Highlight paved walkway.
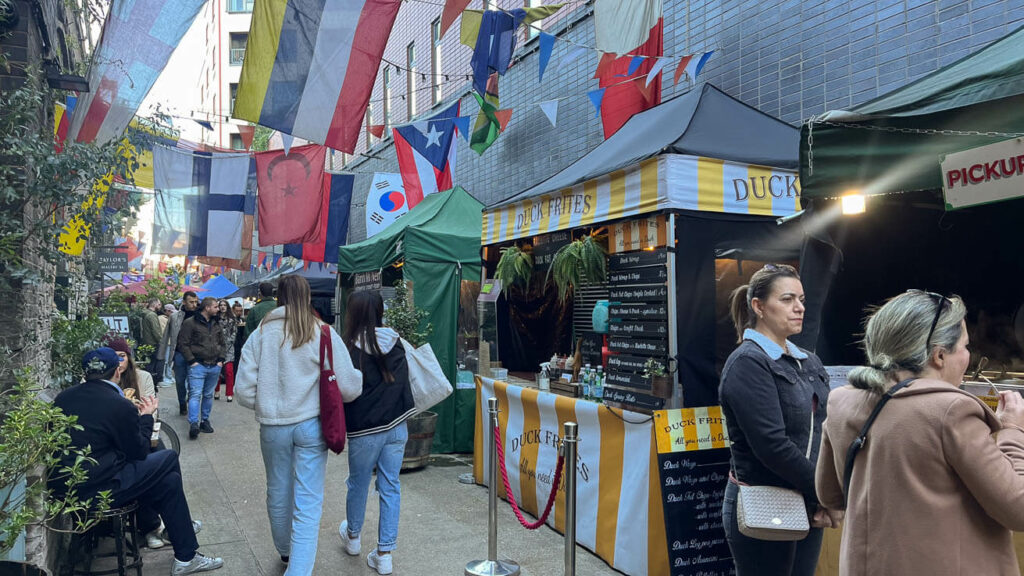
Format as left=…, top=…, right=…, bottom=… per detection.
left=132, top=384, right=621, bottom=575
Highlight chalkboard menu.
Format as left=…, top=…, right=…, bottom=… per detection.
left=580, top=331, right=603, bottom=366
left=604, top=247, right=669, bottom=413
left=653, top=407, right=734, bottom=576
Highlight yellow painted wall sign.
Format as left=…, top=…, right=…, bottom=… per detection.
left=654, top=406, right=731, bottom=454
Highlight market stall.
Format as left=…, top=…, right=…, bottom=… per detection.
left=796, top=25, right=1024, bottom=575
left=338, top=186, right=483, bottom=453
left=476, top=84, right=806, bottom=575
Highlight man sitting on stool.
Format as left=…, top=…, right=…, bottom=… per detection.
left=51, top=347, right=224, bottom=575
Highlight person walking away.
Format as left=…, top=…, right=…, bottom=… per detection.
left=214, top=300, right=239, bottom=401
left=235, top=275, right=363, bottom=575
left=140, top=298, right=163, bottom=378
left=244, top=282, right=277, bottom=341
left=51, top=347, right=223, bottom=575
left=816, top=291, right=1024, bottom=575
left=718, top=264, right=838, bottom=576
left=177, top=297, right=225, bottom=440
left=339, top=291, right=415, bottom=575
left=159, top=292, right=199, bottom=414
left=158, top=304, right=174, bottom=387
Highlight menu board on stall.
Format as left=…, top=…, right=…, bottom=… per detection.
left=604, top=246, right=669, bottom=413
left=653, top=407, right=734, bottom=576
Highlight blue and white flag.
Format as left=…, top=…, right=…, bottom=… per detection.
left=153, top=147, right=252, bottom=259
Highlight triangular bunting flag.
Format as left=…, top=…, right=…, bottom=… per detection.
left=692, top=50, right=714, bottom=80
left=440, top=0, right=472, bottom=38
left=539, top=100, right=559, bottom=127
left=674, top=54, right=694, bottom=85
left=368, top=124, right=386, bottom=139
left=594, top=52, right=617, bottom=79
left=238, top=124, right=255, bottom=150
left=557, top=47, right=588, bottom=72
left=303, top=260, right=310, bottom=271
left=494, top=109, right=513, bottom=132
left=453, top=116, right=471, bottom=141
left=627, top=55, right=645, bottom=76
left=538, top=32, right=556, bottom=82
left=281, top=133, right=294, bottom=154
left=646, top=56, right=670, bottom=87
left=588, top=88, right=606, bottom=117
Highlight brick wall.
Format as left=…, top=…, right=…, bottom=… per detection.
left=338, top=0, right=1024, bottom=243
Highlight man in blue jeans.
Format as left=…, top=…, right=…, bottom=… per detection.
left=177, top=297, right=225, bottom=440
left=158, top=291, right=199, bottom=415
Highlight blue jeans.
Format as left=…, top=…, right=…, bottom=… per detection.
left=186, top=364, right=220, bottom=425
left=721, top=481, right=823, bottom=576
left=173, top=352, right=188, bottom=410
left=345, top=422, right=408, bottom=552
left=259, top=417, right=327, bottom=576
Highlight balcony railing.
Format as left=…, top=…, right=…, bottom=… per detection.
left=230, top=48, right=245, bottom=66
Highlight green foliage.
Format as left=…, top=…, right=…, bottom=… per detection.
left=49, top=312, right=110, bottom=389
left=494, top=245, right=532, bottom=294
left=383, top=280, right=433, bottom=348
left=642, top=357, right=667, bottom=378
left=252, top=125, right=274, bottom=152
left=0, top=370, right=110, bottom=555
left=546, top=235, right=607, bottom=302
left=0, top=70, right=144, bottom=291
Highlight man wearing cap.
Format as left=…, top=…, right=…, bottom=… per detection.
left=51, top=348, right=224, bottom=575
left=158, top=291, right=199, bottom=415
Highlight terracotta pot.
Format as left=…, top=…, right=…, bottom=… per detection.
left=651, top=375, right=673, bottom=399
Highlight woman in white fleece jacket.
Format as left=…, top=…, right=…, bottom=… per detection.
left=234, top=275, right=362, bottom=576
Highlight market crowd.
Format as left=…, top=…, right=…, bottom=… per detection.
left=51, top=277, right=417, bottom=576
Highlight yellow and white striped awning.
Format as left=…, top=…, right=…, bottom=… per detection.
left=481, top=154, right=801, bottom=245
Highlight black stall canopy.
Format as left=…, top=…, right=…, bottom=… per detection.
left=795, top=25, right=1024, bottom=366
left=483, top=83, right=807, bottom=407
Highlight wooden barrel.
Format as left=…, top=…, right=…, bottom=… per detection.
left=401, top=411, right=438, bottom=470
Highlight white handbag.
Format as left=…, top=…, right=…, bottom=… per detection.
left=735, top=411, right=813, bottom=541
left=401, top=338, right=453, bottom=413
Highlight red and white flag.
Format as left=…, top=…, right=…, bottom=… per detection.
left=255, top=144, right=327, bottom=245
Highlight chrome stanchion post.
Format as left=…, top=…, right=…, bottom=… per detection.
left=465, top=397, right=521, bottom=576
left=563, top=422, right=578, bottom=576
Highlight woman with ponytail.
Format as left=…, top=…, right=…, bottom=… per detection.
left=719, top=264, right=836, bottom=575
left=815, top=290, right=1024, bottom=576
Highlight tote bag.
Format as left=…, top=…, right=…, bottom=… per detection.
left=401, top=338, right=453, bottom=413
left=319, top=325, right=347, bottom=454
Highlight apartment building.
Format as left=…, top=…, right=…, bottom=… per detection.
left=196, top=0, right=254, bottom=149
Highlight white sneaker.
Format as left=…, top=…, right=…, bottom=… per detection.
left=170, top=552, right=224, bottom=575
left=367, top=549, right=393, bottom=575
left=159, top=520, right=202, bottom=543
left=338, top=520, right=360, bottom=555
left=145, top=528, right=166, bottom=549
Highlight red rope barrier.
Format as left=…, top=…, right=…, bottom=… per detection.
left=493, top=424, right=565, bottom=530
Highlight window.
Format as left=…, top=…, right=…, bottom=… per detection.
left=483, top=0, right=494, bottom=9
left=524, top=0, right=539, bottom=39
left=383, top=67, right=392, bottom=128
left=431, top=19, right=442, bottom=106
left=365, top=104, right=374, bottom=147
left=230, top=83, right=238, bottom=114
left=227, top=0, right=253, bottom=12
left=230, top=134, right=243, bottom=150
left=406, top=42, right=416, bottom=119
left=229, top=33, right=248, bottom=66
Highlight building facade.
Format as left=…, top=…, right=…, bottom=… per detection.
left=337, top=0, right=1024, bottom=243
left=196, top=0, right=253, bottom=149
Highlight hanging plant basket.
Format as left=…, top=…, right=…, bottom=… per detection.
left=494, top=245, right=533, bottom=293
left=547, top=234, right=607, bottom=302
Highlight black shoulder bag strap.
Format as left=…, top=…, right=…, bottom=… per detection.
left=841, top=378, right=916, bottom=506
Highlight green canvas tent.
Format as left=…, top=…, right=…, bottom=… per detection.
left=337, top=186, right=483, bottom=453
left=799, top=24, right=1024, bottom=199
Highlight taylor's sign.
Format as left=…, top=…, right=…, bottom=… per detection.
left=941, top=138, right=1024, bottom=210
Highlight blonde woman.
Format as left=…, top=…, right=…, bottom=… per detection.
left=234, top=275, right=362, bottom=575
left=816, top=291, right=1024, bottom=575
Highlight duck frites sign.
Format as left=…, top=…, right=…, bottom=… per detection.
left=942, top=138, right=1024, bottom=211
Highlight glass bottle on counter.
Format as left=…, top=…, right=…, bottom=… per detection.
left=582, top=364, right=592, bottom=400
left=594, top=366, right=604, bottom=403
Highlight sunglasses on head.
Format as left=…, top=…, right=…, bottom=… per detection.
left=907, top=289, right=952, bottom=347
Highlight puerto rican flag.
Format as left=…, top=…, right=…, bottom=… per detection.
left=393, top=101, right=460, bottom=208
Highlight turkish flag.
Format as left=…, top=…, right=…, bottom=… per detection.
left=255, top=144, right=327, bottom=246
left=597, top=18, right=663, bottom=139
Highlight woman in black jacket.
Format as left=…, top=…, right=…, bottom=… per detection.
left=718, top=264, right=840, bottom=576
left=339, top=290, right=415, bottom=576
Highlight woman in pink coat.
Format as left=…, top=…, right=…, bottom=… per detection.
left=816, top=290, right=1024, bottom=576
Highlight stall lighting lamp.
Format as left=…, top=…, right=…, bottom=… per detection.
left=841, top=193, right=866, bottom=215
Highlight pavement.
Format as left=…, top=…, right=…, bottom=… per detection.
left=93, top=383, right=622, bottom=575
